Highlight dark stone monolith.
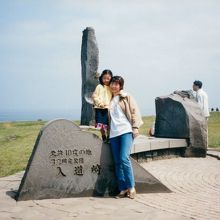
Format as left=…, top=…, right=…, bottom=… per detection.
left=16, top=119, right=170, bottom=201
left=81, top=27, right=99, bottom=125
left=154, top=93, right=208, bottom=157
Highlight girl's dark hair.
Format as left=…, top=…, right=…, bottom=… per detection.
left=99, top=69, right=113, bottom=85
left=110, top=75, right=124, bottom=90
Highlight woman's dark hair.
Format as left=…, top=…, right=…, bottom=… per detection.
left=99, top=69, right=113, bottom=85
left=193, top=80, right=202, bottom=88
left=110, top=75, right=124, bottom=90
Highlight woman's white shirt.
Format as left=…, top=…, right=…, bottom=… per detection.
left=109, top=95, right=132, bottom=138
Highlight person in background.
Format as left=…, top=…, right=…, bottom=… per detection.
left=92, top=69, right=113, bottom=142
left=192, top=80, right=210, bottom=119
left=109, top=76, right=143, bottom=199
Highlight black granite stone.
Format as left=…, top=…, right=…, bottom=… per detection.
left=154, top=93, right=208, bottom=157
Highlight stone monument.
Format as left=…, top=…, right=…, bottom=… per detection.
left=154, top=93, right=208, bottom=157
left=81, top=27, right=99, bottom=125
left=16, top=119, right=170, bottom=201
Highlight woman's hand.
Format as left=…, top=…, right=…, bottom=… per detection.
left=132, top=128, right=139, bottom=138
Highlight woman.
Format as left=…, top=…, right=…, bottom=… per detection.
left=109, top=76, right=143, bottom=199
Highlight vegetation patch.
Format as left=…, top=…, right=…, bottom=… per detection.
left=0, top=113, right=219, bottom=177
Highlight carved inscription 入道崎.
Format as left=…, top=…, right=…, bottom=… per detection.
left=49, top=148, right=101, bottom=176
left=16, top=119, right=119, bottom=200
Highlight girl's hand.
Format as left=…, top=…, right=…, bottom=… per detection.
left=132, top=128, right=139, bottom=138
left=99, top=103, right=105, bottom=108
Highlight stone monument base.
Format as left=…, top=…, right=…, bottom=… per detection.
left=16, top=119, right=170, bottom=201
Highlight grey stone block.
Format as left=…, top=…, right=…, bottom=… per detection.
left=16, top=119, right=170, bottom=201
left=81, top=27, right=99, bottom=125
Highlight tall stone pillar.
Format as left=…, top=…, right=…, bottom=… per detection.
left=81, top=27, right=99, bottom=125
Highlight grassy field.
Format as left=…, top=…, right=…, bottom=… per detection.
left=207, top=112, right=220, bottom=148
left=0, top=113, right=219, bottom=177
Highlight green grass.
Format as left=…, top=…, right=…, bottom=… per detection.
left=0, top=113, right=219, bottom=177
left=207, top=112, right=220, bottom=148
left=139, top=115, right=156, bottom=136
left=0, top=121, right=45, bottom=177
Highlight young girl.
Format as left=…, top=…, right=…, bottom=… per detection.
left=92, top=69, right=113, bottom=141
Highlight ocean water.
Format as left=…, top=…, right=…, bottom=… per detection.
left=0, top=107, right=155, bottom=122
left=0, top=110, right=81, bottom=122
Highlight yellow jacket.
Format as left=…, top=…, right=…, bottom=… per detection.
left=92, top=84, right=112, bottom=109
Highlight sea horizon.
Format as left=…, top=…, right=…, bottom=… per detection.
left=0, top=109, right=80, bottom=122
left=0, top=108, right=156, bottom=122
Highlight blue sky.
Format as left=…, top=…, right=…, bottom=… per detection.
left=0, top=0, right=219, bottom=120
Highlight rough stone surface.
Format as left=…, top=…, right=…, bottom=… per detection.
left=173, top=90, right=196, bottom=100
left=16, top=119, right=169, bottom=201
left=155, top=93, right=208, bottom=157
left=81, top=27, right=99, bottom=125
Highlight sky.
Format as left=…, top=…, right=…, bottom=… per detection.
left=0, top=0, right=219, bottom=121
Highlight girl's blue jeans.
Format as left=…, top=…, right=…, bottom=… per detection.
left=109, top=132, right=135, bottom=191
